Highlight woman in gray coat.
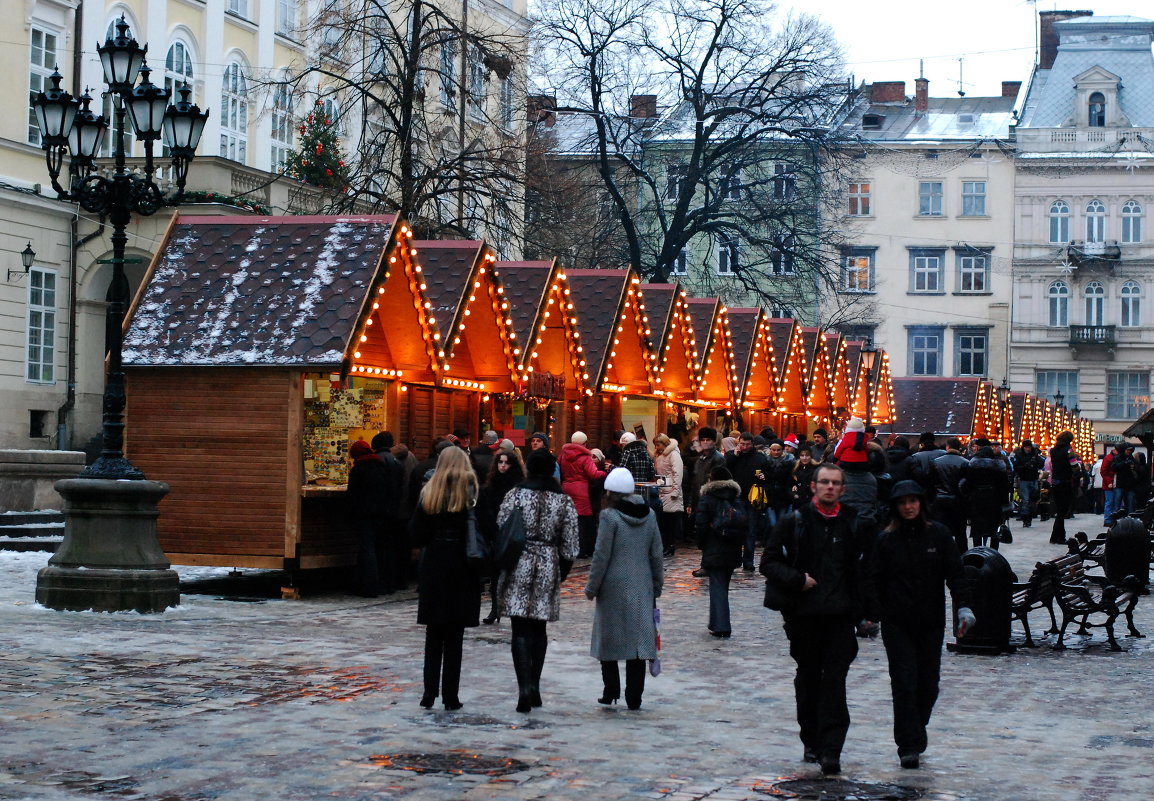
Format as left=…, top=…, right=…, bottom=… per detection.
left=584, top=468, right=664, bottom=710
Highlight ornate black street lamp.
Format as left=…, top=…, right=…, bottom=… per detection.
left=32, top=17, right=209, bottom=613
left=859, top=341, right=878, bottom=427
left=1054, top=390, right=1065, bottom=410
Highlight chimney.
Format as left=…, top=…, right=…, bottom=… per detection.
left=914, top=78, right=929, bottom=113
left=869, top=81, right=906, bottom=103
left=1039, top=10, right=1094, bottom=69
left=527, top=94, right=556, bottom=125
left=1001, top=81, right=1022, bottom=98
left=630, top=94, right=658, bottom=119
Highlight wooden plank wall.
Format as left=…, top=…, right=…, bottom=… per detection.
left=125, top=368, right=297, bottom=567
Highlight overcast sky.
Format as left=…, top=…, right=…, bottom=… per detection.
left=783, top=1, right=1153, bottom=100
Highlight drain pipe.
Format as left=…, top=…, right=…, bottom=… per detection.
left=58, top=215, right=105, bottom=450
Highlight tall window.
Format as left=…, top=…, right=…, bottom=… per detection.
left=164, top=42, right=195, bottom=98
left=1049, top=200, right=1070, bottom=243
left=961, top=181, right=986, bottom=216
left=467, top=46, right=485, bottom=119
left=720, top=166, right=742, bottom=201
left=438, top=38, right=456, bottom=108
left=1084, top=281, right=1105, bottom=326
left=769, top=236, right=795, bottom=276
left=842, top=249, right=875, bottom=293
left=918, top=181, right=943, bottom=216
left=773, top=163, right=795, bottom=201
left=276, top=0, right=298, bottom=34
left=27, top=268, right=56, bottom=383
left=220, top=63, right=248, bottom=164
left=957, top=250, right=989, bottom=293
left=716, top=235, right=740, bottom=274
left=956, top=330, right=987, bottom=377
left=671, top=247, right=688, bottom=276
left=499, top=75, right=514, bottom=131
left=909, top=249, right=944, bottom=293
left=1036, top=370, right=1079, bottom=409
left=1121, top=281, right=1142, bottom=327
left=1089, top=91, right=1106, bottom=127
left=271, top=81, right=293, bottom=170
left=1107, top=371, right=1149, bottom=418
left=1048, top=280, right=1069, bottom=327
left=1122, top=200, right=1142, bottom=243
left=909, top=327, right=944, bottom=376
left=1085, top=199, right=1106, bottom=243
left=322, top=97, right=341, bottom=133
left=666, top=164, right=689, bottom=200
left=28, top=27, right=58, bottom=145
left=227, top=0, right=249, bottom=17
left=848, top=182, right=871, bottom=216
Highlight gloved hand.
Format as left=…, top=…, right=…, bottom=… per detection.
left=957, top=607, right=976, bottom=638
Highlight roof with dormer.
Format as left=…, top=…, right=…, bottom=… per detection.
left=1019, top=15, right=1154, bottom=128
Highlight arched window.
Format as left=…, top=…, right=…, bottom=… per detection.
left=1121, top=281, right=1142, bottom=327
left=1122, top=200, right=1142, bottom=243
left=164, top=41, right=195, bottom=98
left=1048, top=280, right=1069, bottom=327
left=1085, top=199, right=1106, bottom=243
left=270, top=80, right=293, bottom=171
left=1084, top=280, right=1105, bottom=326
left=220, top=62, right=248, bottom=163
left=1049, top=200, right=1070, bottom=243
left=1089, top=92, right=1106, bottom=127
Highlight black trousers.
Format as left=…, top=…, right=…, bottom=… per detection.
left=931, top=496, right=968, bottom=554
left=783, top=617, right=858, bottom=761
left=578, top=515, right=598, bottom=557
left=657, top=510, right=683, bottom=552
left=881, top=622, right=944, bottom=757
left=423, top=624, right=464, bottom=701
left=1050, top=482, right=1073, bottom=543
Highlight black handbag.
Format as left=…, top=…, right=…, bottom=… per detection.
left=494, top=502, right=529, bottom=571
left=465, top=506, right=490, bottom=567
left=995, top=523, right=1013, bottom=545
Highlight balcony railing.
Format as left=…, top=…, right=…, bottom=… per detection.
left=1069, top=325, right=1116, bottom=347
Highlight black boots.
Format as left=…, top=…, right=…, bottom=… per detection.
left=511, top=634, right=535, bottom=713
left=599, top=661, right=620, bottom=704
left=529, top=634, right=547, bottom=708
left=624, top=659, right=646, bottom=710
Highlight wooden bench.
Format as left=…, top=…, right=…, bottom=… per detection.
left=1069, top=532, right=1106, bottom=568
left=1054, top=556, right=1144, bottom=651
left=1010, top=555, right=1077, bottom=647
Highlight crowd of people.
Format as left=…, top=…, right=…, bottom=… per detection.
left=340, top=420, right=1147, bottom=775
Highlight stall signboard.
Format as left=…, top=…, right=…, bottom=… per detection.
left=529, top=371, right=566, bottom=400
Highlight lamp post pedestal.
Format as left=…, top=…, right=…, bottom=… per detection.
left=35, top=478, right=178, bottom=613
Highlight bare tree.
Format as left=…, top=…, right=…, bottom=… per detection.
left=531, top=0, right=868, bottom=324
left=267, top=0, right=528, bottom=246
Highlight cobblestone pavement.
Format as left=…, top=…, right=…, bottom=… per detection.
left=1, top=512, right=1151, bottom=801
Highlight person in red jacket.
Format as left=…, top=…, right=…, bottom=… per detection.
left=832, top=418, right=870, bottom=469
left=560, top=431, right=609, bottom=557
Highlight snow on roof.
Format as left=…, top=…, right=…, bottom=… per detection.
left=124, top=215, right=397, bottom=368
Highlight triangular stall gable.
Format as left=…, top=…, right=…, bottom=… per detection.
left=824, top=333, right=851, bottom=420
left=1008, top=392, right=1027, bottom=444
left=728, top=309, right=776, bottom=412
left=495, top=260, right=586, bottom=394
left=410, top=240, right=518, bottom=394
left=845, top=341, right=871, bottom=421
left=767, top=318, right=806, bottom=416
left=972, top=381, right=994, bottom=441
left=642, top=282, right=701, bottom=402
left=567, top=269, right=654, bottom=395
left=871, top=349, right=895, bottom=426
left=687, top=299, right=737, bottom=409
left=800, top=327, right=833, bottom=427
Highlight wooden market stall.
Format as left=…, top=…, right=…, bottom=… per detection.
left=566, top=269, right=657, bottom=448
left=685, top=299, right=739, bottom=431
left=799, top=327, right=835, bottom=430
left=641, top=282, right=704, bottom=440
left=491, top=260, right=587, bottom=444
left=727, top=308, right=779, bottom=433
left=766, top=318, right=809, bottom=437
left=122, top=213, right=414, bottom=572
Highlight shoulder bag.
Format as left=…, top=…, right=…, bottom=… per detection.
left=494, top=496, right=529, bottom=571
left=763, top=511, right=803, bottom=612
left=465, top=506, right=490, bottom=568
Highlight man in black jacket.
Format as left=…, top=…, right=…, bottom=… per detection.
left=760, top=463, right=871, bottom=776
left=726, top=432, right=770, bottom=571
left=1011, top=439, right=1044, bottom=526
left=865, top=481, right=974, bottom=770
left=929, top=438, right=969, bottom=554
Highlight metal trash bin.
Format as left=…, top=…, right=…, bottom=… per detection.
left=949, top=546, right=1015, bottom=654
left=1106, top=517, right=1150, bottom=594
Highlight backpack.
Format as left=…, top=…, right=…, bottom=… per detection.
left=712, top=497, right=748, bottom=541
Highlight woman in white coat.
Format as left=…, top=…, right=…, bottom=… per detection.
left=653, top=434, right=685, bottom=556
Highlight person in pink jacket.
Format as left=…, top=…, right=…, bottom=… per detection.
left=561, top=432, right=608, bottom=557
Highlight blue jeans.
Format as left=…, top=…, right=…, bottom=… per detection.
left=742, top=499, right=764, bottom=569
left=1104, top=487, right=1123, bottom=525
left=1018, top=480, right=1038, bottom=523
left=707, top=568, right=733, bottom=634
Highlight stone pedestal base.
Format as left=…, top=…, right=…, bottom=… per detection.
left=35, top=478, right=179, bottom=613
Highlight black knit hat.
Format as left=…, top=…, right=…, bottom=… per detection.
left=526, top=448, right=557, bottom=478
left=371, top=431, right=394, bottom=451
left=698, top=426, right=718, bottom=441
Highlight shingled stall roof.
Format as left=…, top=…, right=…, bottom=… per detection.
left=641, top=282, right=699, bottom=399
left=124, top=215, right=398, bottom=367
left=495, top=260, right=587, bottom=392
left=567, top=269, right=652, bottom=393
left=890, top=377, right=981, bottom=437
